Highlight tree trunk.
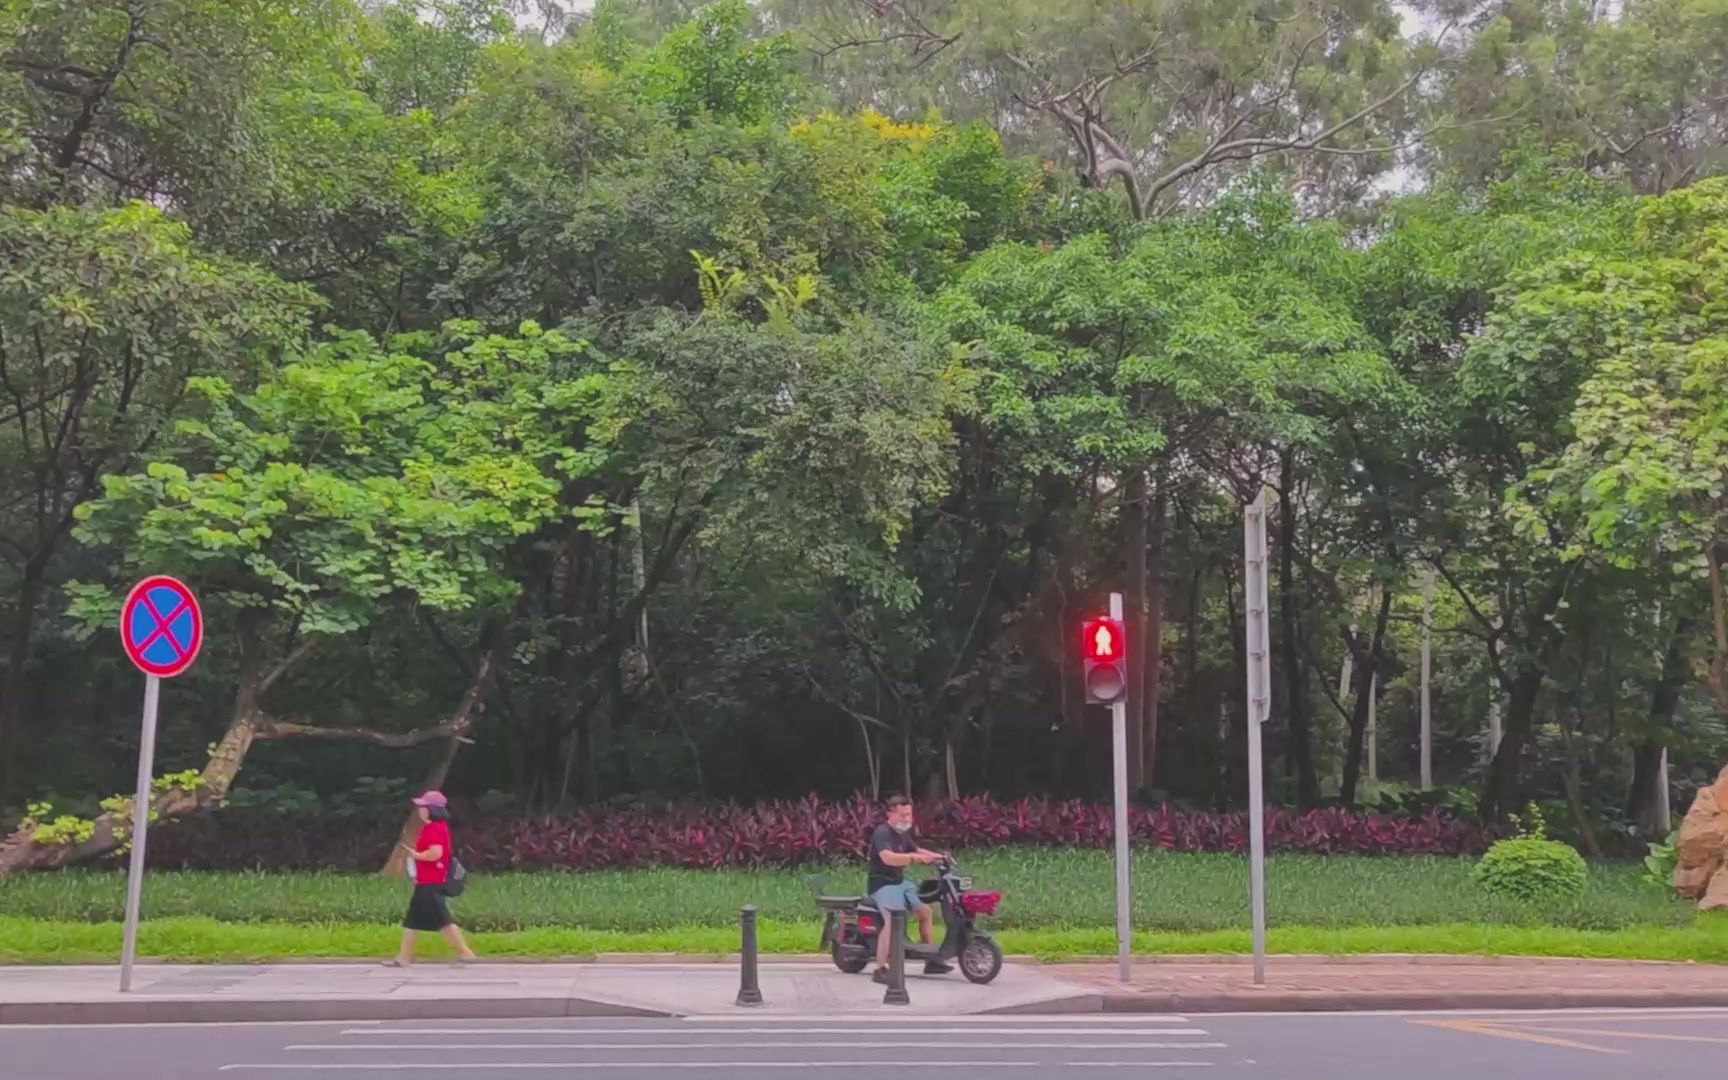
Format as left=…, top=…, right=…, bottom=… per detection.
left=1708, top=544, right=1728, bottom=719
left=1277, top=454, right=1319, bottom=807
left=944, top=733, right=959, bottom=801
left=1142, top=485, right=1166, bottom=791
left=1555, top=696, right=1602, bottom=858
left=1477, top=569, right=1573, bottom=822
left=0, top=556, right=48, bottom=805
left=855, top=715, right=880, bottom=798
left=1123, top=469, right=1147, bottom=792
left=1481, top=666, right=1546, bottom=821
left=1339, top=589, right=1394, bottom=807
left=1629, top=613, right=1688, bottom=833
left=901, top=720, right=913, bottom=800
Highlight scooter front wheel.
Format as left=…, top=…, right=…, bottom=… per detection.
left=959, top=933, right=1003, bottom=984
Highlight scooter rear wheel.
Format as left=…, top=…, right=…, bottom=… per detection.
left=831, top=939, right=870, bottom=974
left=959, top=933, right=1003, bottom=984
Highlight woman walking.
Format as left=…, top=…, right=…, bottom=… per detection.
left=385, top=790, right=477, bottom=967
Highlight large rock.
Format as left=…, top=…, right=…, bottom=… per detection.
left=1674, top=765, right=1728, bottom=908
left=1705, top=868, right=1728, bottom=913
left=1675, top=860, right=1716, bottom=899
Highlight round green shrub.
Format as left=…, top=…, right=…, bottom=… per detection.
left=1473, top=806, right=1588, bottom=903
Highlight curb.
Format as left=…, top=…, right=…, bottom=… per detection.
left=1089, top=988, right=1728, bottom=1013
left=1039, top=953, right=1715, bottom=968
left=10, top=988, right=1728, bottom=1024
left=0, top=996, right=671, bottom=1025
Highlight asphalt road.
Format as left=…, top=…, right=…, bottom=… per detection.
left=3, top=1009, right=1725, bottom=1078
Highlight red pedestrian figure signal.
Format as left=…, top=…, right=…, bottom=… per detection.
left=1082, top=616, right=1126, bottom=704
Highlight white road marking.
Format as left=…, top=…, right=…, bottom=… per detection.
left=337, top=1027, right=1211, bottom=1037
left=681, top=1014, right=1190, bottom=1023
left=288, top=1040, right=1228, bottom=1051
left=223, top=1062, right=1047, bottom=1071
left=222, top=1063, right=1220, bottom=1073
left=1066, top=1063, right=1214, bottom=1069
left=0, top=1020, right=382, bottom=1031
left=1189, top=1006, right=1728, bottom=1019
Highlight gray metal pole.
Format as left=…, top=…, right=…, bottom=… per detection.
left=119, top=675, right=161, bottom=993
left=735, top=904, right=763, bottom=1007
left=883, top=910, right=909, bottom=1005
left=1109, top=591, right=1131, bottom=984
left=1242, top=495, right=1270, bottom=987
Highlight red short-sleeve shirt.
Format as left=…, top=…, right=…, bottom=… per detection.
left=414, top=820, right=451, bottom=885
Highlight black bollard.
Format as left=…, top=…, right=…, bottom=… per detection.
left=883, top=909, right=910, bottom=1005
left=736, top=904, right=764, bottom=1007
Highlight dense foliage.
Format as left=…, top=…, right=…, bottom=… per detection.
left=3, top=0, right=1728, bottom=866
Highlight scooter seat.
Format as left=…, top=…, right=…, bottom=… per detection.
left=816, top=895, right=864, bottom=909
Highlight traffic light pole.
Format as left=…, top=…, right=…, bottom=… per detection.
left=1109, top=591, right=1131, bottom=984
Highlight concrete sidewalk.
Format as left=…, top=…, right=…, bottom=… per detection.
left=0, top=959, right=1087, bottom=1024
left=4, top=955, right=1728, bottom=1024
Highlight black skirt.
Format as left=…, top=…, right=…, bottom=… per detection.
left=403, top=883, right=452, bottom=931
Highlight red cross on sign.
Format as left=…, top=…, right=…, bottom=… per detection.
left=120, top=575, right=203, bottom=679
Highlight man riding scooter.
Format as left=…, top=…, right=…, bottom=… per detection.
left=866, top=795, right=950, bottom=985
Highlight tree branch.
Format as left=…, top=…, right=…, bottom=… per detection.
left=254, top=644, right=498, bottom=749
left=251, top=716, right=477, bottom=749
left=258, top=636, right=319, bottom=695
left=1140, top=24, right=1458, bottom=213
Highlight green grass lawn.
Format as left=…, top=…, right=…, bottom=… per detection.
left=0, top=850, right=1720, bottom=964
left=0, top=850, right=1693, bottom=931
left=3, top=916, right=1725, bottom=965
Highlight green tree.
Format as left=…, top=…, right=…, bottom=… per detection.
left=0, top=202, right=312, bottom=805
left=0, top=321, right=622, bottom=869
left=1511, top=178, right=1728, bottom=722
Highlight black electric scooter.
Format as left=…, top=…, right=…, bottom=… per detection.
left=812, top=856, right=1005, bottom=984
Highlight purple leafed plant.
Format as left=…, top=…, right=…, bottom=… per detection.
left=145, top=795, right=1491, bottom=872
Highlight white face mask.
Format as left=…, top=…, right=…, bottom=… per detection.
left=891, top=820, right=913, bottom=834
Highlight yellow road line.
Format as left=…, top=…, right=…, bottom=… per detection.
left=1510, top=1015, right=1728, bottom=1026
left=1410, top=1019, right=1624, bottom=1055
left=1526, top=1026, right=1728, bottom=1047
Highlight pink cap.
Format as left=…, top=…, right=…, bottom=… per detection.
left=411, top=790, right=447, bottom=808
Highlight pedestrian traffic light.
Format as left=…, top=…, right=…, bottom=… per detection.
left=1082, top=616, right=1127, bottom=704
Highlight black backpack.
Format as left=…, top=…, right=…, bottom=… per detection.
left=442, top=832, right=468, bottom=898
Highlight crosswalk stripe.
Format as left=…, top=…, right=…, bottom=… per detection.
left=682, top=1014, right=1190, bottom=1024
left=289, top=1041, right=1228, bottom=1051
left=337, top=1027, right=1211, bottom=1038
left=222, top=1063, right=1216, bottom=1073
left=223, top=1062, right=1053, bottom=1072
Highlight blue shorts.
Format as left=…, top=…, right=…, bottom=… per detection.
left=871, top=882, right=927, bottom=913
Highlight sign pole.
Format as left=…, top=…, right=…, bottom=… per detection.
left=119, top=674, right=161, bottom=993
left=1108, top=591, right=1131, bottom=984
left=116, top=574, right=202, bottom=994
left=1242, top=494, right=1271, bottom=987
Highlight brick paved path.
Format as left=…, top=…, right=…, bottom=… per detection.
left=1040, top=954, right=1728, bottom=1011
